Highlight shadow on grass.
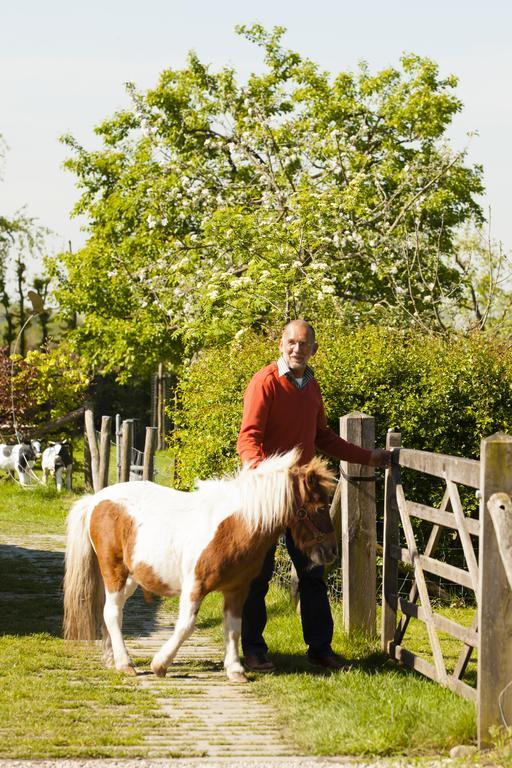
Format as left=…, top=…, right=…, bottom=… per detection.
left=266, top=648, right=390, bottom=677
left=0, top=543, right=160, bottom=639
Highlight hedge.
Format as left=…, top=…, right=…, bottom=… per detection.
left=171, top=323, right=512, bottom=501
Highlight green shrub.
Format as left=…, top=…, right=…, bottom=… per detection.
left=171, top=323, right=512, bottom=496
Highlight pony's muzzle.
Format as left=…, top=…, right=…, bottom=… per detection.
left=309, top=542, right=338, bottom=566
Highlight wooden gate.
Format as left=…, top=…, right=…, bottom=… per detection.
left=380, top=430, right=512, bottom=747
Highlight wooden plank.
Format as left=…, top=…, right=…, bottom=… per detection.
left=395, top=482, right=448, bottom=683
left=381, top=430, right=402, bottom=653
left=478, top=433, right=512, bottom=747
left=398, top=448, right=480, bottom=488
left=393, top=547, right=475, bottom=590
left=446, top=479, right=480, bottom=595
left=395, top=488, right=449, bottom=645
left=405, top=500, right=480, bottom=536
left=389, top=644, right=477, bottom=702
left=392, top=595, right=478, bottom=646
left=340, top=412, right=376, bottom=635
left=453, top=615, right=478, bottom=682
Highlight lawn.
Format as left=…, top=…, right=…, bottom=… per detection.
left=0, top=465, right=504, bottom=761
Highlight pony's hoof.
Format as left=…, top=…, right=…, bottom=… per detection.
left=151, top=660, right=168, bottom=678
left=119, top=664, right=137, bottom=677
left=227, top=670, right=249, bottom=684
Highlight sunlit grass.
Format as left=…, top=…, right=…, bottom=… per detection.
left=184, top=585, right=476, bottom=757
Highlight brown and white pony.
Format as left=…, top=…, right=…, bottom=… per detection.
left=63, top=449, right=337, bottom=683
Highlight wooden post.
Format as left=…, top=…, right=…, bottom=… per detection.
left=115, top=413, right=121, bottom=483
left=478, top=432, right=512, bottom=747
left=143, top=426, right=157, bottom=481
left=381, top=429, right=402, bottom=653
left=340, top=411, right=376, bottom=635
left=98, top=415, right=111, bottom=490
left=120, top=420, right=133, bottom=483
left=84, top=406, right=100, bottom=492
left=83, top=423, right=93, bottom=491
left=156, top=363, right=166, bottom=451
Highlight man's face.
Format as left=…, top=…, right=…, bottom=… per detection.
left=279, top=323, right=318, bottom=376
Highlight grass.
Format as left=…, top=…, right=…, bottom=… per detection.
left=0, top=475, right=170, bottom=759
left=0, top=468, right=502, bottom=761
left=185, top=586, right=477, bottom=758
left=0, top=635, right=163, bottom=759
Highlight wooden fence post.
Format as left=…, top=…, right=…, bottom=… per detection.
left=120, top=420, right=134, bottom=483
left=98, top=415, right=111, bottom=490
left=340, top=411, right=376, bottom=635
left=84, top=406, right=100, bottom=492
left=478, top=432, right=512, bottom=747
left=143, top=426, right=157, bottom=481
left=381, top=429, right=402, bottom=653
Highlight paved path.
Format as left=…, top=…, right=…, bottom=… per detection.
left=122, top=602, right=298, bottom=758
left=3, top=535, right=298, bottom=759
left=1, top=535, right=465, bottom=767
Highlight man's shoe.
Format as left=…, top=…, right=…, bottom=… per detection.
left=308, top=653, right=351, bottom=671
left=244, top=654, right=276, bottom=672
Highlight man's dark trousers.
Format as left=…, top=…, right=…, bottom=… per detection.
left=241, top=529, right=334, bottom=657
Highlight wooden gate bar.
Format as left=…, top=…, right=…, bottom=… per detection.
left=390, top=644, right=477, bottom=702
left=446, top=479, right=480, bottom=594
left=391, top=546, right=474, bottom=590
left=391, top=594, right=478, bottom=646
left=395, top=481, right=448, bottom=683
left=405, top=499, right=480, bottom=536
left=398, top=448, right=480, bottom=488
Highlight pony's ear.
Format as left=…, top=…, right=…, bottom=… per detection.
left=303, top=456, right=337, bottom=493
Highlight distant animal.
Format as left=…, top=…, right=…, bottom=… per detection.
left=63, top=449, right=337, bottom=683
left=31, top=439, right=42, bottom=459
left=42, top=440, right=73, bottom=491
left=0, top=442, right=36, bottom=485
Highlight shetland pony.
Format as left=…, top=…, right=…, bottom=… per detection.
left=63, top=449, right=337, bottom=683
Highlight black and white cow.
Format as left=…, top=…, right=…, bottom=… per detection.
left=0, top=443, right=36, bottom=486
left=42, top=441, right=73, bottom=492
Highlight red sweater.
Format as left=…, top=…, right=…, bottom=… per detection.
left=237, top=362, right=373, bottom=467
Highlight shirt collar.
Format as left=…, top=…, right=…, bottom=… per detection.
left=277, top=356, right=315, bottom=389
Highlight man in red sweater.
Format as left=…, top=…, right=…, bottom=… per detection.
left=237, top=319, right=391, bottom=672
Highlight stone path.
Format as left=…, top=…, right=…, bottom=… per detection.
left=122, top=603, right=298, bottom=758
left=3, top=534, right=298, bottom=759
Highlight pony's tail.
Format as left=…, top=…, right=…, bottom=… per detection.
left=63, top=496, right=104, bottom=641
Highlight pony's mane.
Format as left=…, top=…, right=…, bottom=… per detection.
left=195, top=448, right=301, bottom=534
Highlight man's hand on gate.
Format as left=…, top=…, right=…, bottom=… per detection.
left=368, top=449, right=392, bottom=469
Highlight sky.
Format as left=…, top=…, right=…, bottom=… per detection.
left=1, top=0, right=511, bottom=270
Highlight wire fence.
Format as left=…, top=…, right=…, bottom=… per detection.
left=272, top=539, right=476, bottom=607
left=95, top=431, right=175, bottom=487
